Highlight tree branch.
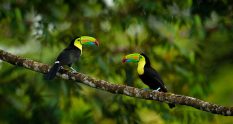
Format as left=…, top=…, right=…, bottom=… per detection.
left=0, top=49, right=232, bottom=116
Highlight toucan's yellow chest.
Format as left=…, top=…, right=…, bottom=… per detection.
left=74, top=41, right=82, bottom=54
left=137, top=57, right=145, bottom=75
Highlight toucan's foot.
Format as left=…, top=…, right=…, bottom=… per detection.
left=143, top=88, right=150, bottom=91
left=155, top=87, right=161, bottom=91
left=152, top=87, right=161, bottom=92
left=152, top=90, right=159, bottom=93
left=72, top=70, right=77, bottom=73
left=70, top=67, right=77, bottom=73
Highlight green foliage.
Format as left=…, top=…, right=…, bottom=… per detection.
left=0, top=0, right=233, bottom=123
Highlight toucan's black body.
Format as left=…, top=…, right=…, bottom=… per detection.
left=45, top=39, right=81, bottom=80
left=139, top=53, right=175, bottom=108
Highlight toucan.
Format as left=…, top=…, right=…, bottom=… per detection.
left=122, top=53, right=175, bottom=108
left=45, top=36, right=99, bottom=80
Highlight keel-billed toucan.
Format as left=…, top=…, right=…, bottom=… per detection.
left=122, top=53, right=175, bottom=108
left=45, top=36, right=99, bottom=80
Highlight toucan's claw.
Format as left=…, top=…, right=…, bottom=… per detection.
left=70, top=67, right=77, bottom=73
left=155, top=87, right=161, bottom=91
left=143, top=88, right=150, bottom=91
left=152, top=90, right=159, bottom=93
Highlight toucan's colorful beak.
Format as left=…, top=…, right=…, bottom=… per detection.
left=122, top=56, right=127, bottom=63
left=122, top=53, right=141, bottom=63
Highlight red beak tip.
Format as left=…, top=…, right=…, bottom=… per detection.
left=95, top=40, right=99, bottom=46
left=122, top=57, right=126, bottom=63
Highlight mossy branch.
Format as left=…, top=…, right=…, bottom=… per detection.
left=0, top=49, right=232, bottom=116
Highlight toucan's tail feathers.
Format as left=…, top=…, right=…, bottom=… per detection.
left=168, top=103, right=175, bottom=109
left=44, top=63, right=60, bottom=80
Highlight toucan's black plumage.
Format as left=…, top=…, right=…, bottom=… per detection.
left=139, top=53, right=175, bottom=108
left=44, top=36, right=99, bottom=80
left=44, top=38, right=81, bottom=80
left=122, top=53, right=175, bottom=108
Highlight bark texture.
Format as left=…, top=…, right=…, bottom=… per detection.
left=0, top=49, right=233, bottom=116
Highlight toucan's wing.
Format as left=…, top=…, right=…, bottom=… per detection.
left=144, top=67, right=167, bottom=91
left=56, top=48, right=81, bottom=65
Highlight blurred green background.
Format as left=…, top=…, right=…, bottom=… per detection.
left=0, top=0, right=233, bottom=123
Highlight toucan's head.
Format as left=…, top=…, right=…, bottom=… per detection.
left=74, top=36, right=99, bottom=47
left=122, top=53, right=150, bottom=65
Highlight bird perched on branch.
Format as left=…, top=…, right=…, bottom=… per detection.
left=122, top=53, right=175, bottom=108
left=45, top=36, right=99, bottom=80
